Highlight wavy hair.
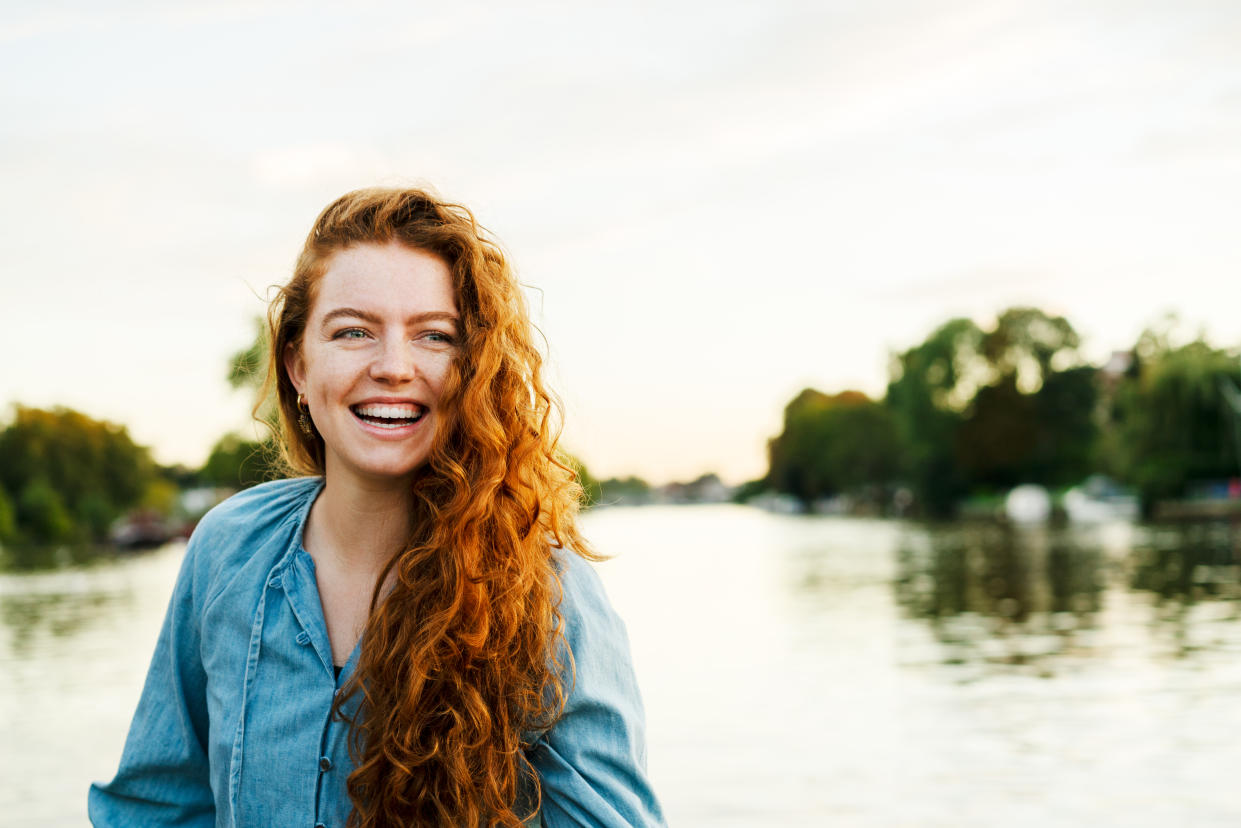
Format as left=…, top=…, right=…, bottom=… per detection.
left=263, top=187, right=595, bottom=827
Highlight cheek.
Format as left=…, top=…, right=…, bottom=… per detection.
left=303, top=352, right=362, bottom=400
left=423, top=352, right=456, bottom=395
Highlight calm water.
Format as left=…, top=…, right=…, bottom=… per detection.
left=4, top=506, right=1241, bottom=825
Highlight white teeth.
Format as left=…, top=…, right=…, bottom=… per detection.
left=354, top=404, right=422, bottom=420
left=364, top=419, right=409, bottom=429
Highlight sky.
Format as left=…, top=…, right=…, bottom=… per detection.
left=2, top=0, right=1239, bottom=484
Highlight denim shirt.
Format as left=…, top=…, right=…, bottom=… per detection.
left=89, top=477, right=664, bottom=827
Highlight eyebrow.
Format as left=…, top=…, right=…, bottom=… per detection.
left=319, top=307, right=459, bottom=327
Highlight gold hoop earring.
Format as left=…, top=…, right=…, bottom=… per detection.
left=297, top=393, right=314, bottom=436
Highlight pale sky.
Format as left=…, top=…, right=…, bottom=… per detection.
left=2, top=0, right=1239, bottom=483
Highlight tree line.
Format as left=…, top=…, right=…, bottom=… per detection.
left=5, top=307, right=1237, bottom=544
left=0, top=320, right=280, bottom=546
left=763, top=308, right=1241, bottom=516
left=0, top=406, right=179, bottom=545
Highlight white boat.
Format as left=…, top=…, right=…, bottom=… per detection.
left=1062, top=475, right=1139, bottom=524
left=1005, top=484, right=1051, bottom=524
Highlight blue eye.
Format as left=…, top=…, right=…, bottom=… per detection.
left=423, top=331, right=455, bottom=345
left=334, top=328, right=368, bottom=340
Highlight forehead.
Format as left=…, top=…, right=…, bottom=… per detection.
left=312, top=241, right=457, bottom=317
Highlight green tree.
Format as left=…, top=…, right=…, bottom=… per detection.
left=1110, top=337, right=1241, bottom=507
left=598, top=476, right=652, bottom=505
left=767, top=389, right=900, bottom=507
left=229, top=316, right=278, bottom=427
left=954, top=374, right=1039, bottom=490
left=0, top=406, right=159, bottom=542
left=731, top=477, right=767, bottom=504
left=885, top=318, right=985, bottom=514
left=954, top=365, right=1099, bottom=490
left=1028, top=365, right=1099, bottom=486
left=888, top=308, right=1098, bottom=512
left=960, top=308, right=1094, bottom=487
left=16, top=478, right=76, bottom=542
left=192, top=317, right=282, bottom=490
left=0, top=484, right=17, bottom=543
left=201, top=433, right=278, bottom=490
left=981, top=307, right=1082, bottom=391
left=561, top=452, right=602, bottom=508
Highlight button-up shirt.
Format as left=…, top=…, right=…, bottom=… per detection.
left=89, top=477, right=664, bottom=827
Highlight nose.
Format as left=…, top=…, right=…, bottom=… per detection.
left=369, top=340, right=418, bottom=384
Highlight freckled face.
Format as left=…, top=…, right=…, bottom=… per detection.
left=285, top=242, right=459, bottom=488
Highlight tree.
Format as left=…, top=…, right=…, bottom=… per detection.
left=958, top=308, right=1095, bottom=488
left=767, top=389, right=900, bottom=506
left=201, top=433, right=278, bottom=490
left=0, top=406, right=159, bottom=542
left=561, top=452, right=602, bottom=508
left=888, top=308, right=1098, bottom=512
left=1110, top=337, right=1241, bottom=507
left=197, top=317, right=282, bottom=490
left=954, top=365, right=1099, bottom=491
left=0, top=485, right=15, bottom=542
left=1027, top=365, right=1099, bottom=486
left=885, top=318, right=985, bottom=514
left=954, top=374, right=1039, bottom=490
left=981, top=307, right=1082, bottom=392
left=228, top=316, right=278, bottom=428
left=16, top=478, right=75, bottom=542
left=598, top=476, right=652, bottom=505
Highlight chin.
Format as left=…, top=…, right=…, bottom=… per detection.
left=363, top=459, right=428, bottom=482
left=327, top=446, right=432, bottom=486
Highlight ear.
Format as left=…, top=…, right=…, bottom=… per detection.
left=284, top=342, right=306, bottom=394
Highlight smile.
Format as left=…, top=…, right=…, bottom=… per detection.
left=350, top=403, right=427, bottom=429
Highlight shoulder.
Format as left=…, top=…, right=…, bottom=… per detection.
left=531, top=549, right=664, bottom=825
left=551, top=548, right=632, bottom=670
left=194, top=477, right=322, bottom=538
left=553, top=549, right=615, bottom=624
left=185, top=477, right=322, bottom=595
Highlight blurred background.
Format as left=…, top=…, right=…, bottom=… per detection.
left=2, top=0, right=1241, bottom=824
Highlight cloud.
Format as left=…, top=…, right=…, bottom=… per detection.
left=249, top=143, right=389, bottom=189
left=879, top=266, right=1063, bottom=305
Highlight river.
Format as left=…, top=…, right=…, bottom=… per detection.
left=3, top=505, right=1240, bottom=825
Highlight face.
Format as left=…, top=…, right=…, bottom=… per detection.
left=285, top=241, right=459, bottom=489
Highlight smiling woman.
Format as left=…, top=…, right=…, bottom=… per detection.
left=88, top=188, right=664, bottom=827
left=286, top=243, right=459, bottom=485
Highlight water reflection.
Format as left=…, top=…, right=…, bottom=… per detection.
left=1128, top=521, right=1241, bottom=659
left=5, top=509, right=1241, bottom=826
left=0, top=589, right=125, bottom=657
left=0, top=544, right=157, bottom=660
left=1131, top=522, right=1241, bottom=602
left=0, top=541, right=122, bottom=572
left=894, top=519, right=1241, bottom=670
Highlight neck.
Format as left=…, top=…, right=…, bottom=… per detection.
left=309, top=470, right=415, bottom=575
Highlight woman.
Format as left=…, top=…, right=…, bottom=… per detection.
left=89, top=188, right=664, bottom=827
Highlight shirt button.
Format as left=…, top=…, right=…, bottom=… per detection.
left=319, top=756, right=333, bottom=772
left=315, top=823, right=327, bottom=828
left=267, top=576, right=282, bottom=589
left=295, top=631, right=311, bottom=646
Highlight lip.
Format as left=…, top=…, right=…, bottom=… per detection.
left=350, top=396, right=427, bottom=406
left=348, top=397, right=429, bottom=439
left=350, top=410, right=429, bottom=439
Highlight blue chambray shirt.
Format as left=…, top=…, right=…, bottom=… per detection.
left=89, top=477, right=664, bottom=827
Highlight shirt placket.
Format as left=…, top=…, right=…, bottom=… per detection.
left=281, top=550, right=346, bottom=827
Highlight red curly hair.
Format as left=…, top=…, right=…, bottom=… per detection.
left=263, top=187, right=596, bottom=827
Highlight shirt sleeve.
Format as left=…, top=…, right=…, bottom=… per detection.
left=530, top=554, right=666, bottom=828
left=88, top=529, right=215, bottom=827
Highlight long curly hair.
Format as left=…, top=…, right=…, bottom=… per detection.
left=262, top=186, right=595, bottom=827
